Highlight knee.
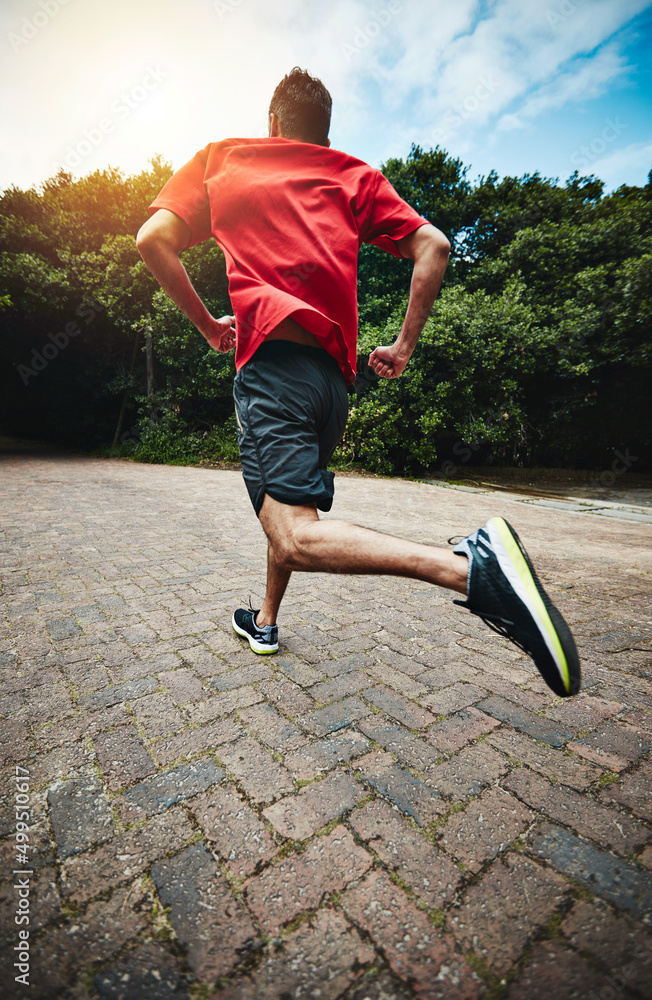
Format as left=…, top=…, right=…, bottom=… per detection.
left=268, top=527, right=304, bottom=572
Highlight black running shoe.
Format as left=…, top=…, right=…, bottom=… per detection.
left=452, top=517, right=580, bottom=698
left=232, top=606, right=278, bottom=655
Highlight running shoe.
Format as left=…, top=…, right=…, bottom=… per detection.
left=232, top=605, right=278, bottom=655
left=451, top=517, right=580, bottom=697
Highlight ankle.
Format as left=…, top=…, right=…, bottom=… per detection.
left=452, top=553, right=469, bottom=596
left=255, top=611, right=275, bottom=628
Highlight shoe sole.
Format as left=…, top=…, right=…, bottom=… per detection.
left=232, top=614, right=278, bottom=655
left=487, top=517, right=580, bottom=696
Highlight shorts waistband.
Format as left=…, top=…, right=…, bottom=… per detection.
left=251, top=339, right=342, bottom=372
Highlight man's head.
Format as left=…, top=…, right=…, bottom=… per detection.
left=268, top=67, right=332, bottom=147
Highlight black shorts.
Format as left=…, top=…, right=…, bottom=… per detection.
left=233, top=340, right=349, bottom=516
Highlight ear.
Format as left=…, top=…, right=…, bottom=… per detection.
left=326, top=137, right=331, bottom=147
left=269, top=113, right=280, bottom=138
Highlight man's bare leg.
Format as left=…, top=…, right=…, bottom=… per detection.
left=257, top=494, right=468, bottom=624
left=257, top=541, right=292, bottom=627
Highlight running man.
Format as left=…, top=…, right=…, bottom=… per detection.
left=137, top=67, right=580, bottom=698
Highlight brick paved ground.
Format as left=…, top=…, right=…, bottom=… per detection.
left=1, top=440, right=651, bottom=1000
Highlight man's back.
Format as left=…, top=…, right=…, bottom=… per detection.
left=148, top=137, right=428, bottom=383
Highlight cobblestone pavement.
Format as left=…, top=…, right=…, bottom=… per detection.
left=1, top=441, right=651, bottom=1000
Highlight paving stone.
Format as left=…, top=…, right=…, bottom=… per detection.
left=363, top=685, right=436, bottom=730
left=300, top=695, right=369, bottom=735
left=365, top=660, right=428, bottom=698
left=217, top=735, right=295, bottom=804
left=506, top=939, right=617, bottom=1000
left=350, top=799, right=462, bottom=908
left=151, top=842, right=259, bottom=982
left=180, top=643, right=231, bottom=677
left=424, top=742, right=510, bottom=800
left=47, top=617, right=82, bottom=640
left=620, top=708, right=652, bottom=733
left=309, top=669, right=370, bottom=703
left=486, top=729, right=603, bottom=789
left=26, top=741, right=96, bottom=787
left=276, top=655, right=323, bottom=685
left=418, top=662, right=481, bottom=690
left=186, top=686, right=263, bottom=725
left=530, top=822, right=652, bottom=921
left=61, top=806, right=194, bottom=904
left=421, top=681, right=489, bottom=716
left=93, top=723, right=157, bottom=790
left=84, top=702, right=131, bottom=735
left=213, top=907, right=376, bottom=1000
left=118, top=759, right=224, bottom=823
left=464, top=673, right=550, bottom=712
left=245, top=824, right=372, bottom=934
left=342, top=971, right=414, bottom=1000
left=0, top=715, right=31, bottom=764
left=152, top=717, right=242, bottom=766
left=567, top=721, right=652, bottom=771
left=502, top=767, right=648, bottom=855
left=258, top=674, right=315, bottom=715
left=600, top=759, right=652, bottom=821
left=439, top=787, right=535, bottom=872
left=28, top=679, right=76, bottom=724
left=263, top=770, right=366, bottom=840
left=358, top=715, right=441, bottom=769
left=354, top=750, right=446, bottom=827
left=79, top=675, right=158, bottom=711
left=284, top=730, right=370, bottom=780
left=27, top=881, right=150, bottom=1000
left=543, top=692, right=624, bottom=729
left=131, top=691, right=186, bottom=739
left=95, top=942, right=190, bottom=999
left=238, top=700, right=308, bottom=751
left=561, top=899, right=652, bottom=986
left=209, top=661, right=273, bottom=690
left=447, top=852, right=570, bottom=974
left=190, top=782, right=277, bottom=877
left=341, top=869, right=482, bottom=999
left=48, top=777, right=114, bottom=858
left=308, top=652, right=373, bottom=679
left=427, top=706, right=501, bottom=754
left=62, top=658, right=111, bottom=694
left=476, top=695, right=574, bottom=747
left=159, top=667, right=207, bottom=704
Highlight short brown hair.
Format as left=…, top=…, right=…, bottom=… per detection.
left=269, top=67, right=332, bottom=146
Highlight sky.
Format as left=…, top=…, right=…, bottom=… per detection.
left=1, top=0, right=651, bottom=195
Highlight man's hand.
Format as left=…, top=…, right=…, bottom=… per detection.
left=203, top=315, right=236, bottom=353
left=368, top=344, right=409, bottom=379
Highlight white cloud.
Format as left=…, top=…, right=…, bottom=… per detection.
left=0, top=0, right=649, bottom=189
left=578, top=137, right=652, bottom=191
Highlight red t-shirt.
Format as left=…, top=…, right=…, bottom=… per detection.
left=148, top=137, right=429, bottom=384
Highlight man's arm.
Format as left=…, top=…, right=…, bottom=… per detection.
left=368, top=223, right=450, bottom=379
left=136, top=209, right=235, bottom=352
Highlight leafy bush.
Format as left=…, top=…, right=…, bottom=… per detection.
left=126, top=410, right=239, bottom=466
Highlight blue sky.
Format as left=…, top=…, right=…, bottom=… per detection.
left=1, top=0, right=651, bottom=195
